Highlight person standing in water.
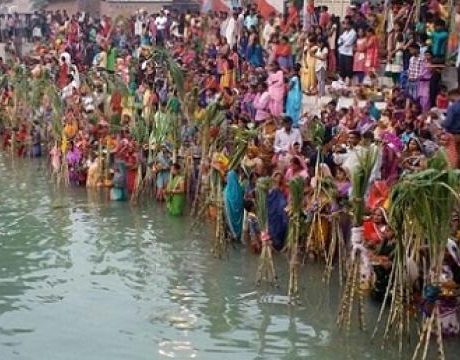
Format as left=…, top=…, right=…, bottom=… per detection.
left=166, top=163, right=186, bottom=216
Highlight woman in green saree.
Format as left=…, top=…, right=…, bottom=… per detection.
left=166, top=163, right=186, bottom=216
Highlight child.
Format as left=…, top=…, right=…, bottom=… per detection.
left=436, top=85, right=449, bottom=112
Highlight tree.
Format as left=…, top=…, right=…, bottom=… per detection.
left=30, top=0, right=49, bottom=10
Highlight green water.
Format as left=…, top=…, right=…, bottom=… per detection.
left=0, top=154, right=458, bottom=360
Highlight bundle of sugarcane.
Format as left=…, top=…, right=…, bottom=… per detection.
left=104, top=144, right=111, bottom=187
left=255, top=177, right=278, bottom=287
left=323, top=208, right=346, bottom=286
left=375, top=153, right=460, bottom=359
left=98, top=141, right=104, bottom=184
left=103, top=71, right=129, bottom=97
left=130, top=117, right=149, bottom=204
left=191, top=103, right=224, bottom=216
left=337, top=246, right=366, bottom=331
left=227, top=127, right=258, bottom=171
left=167, top=111, right=181, bottom=163
left=337, top=146, right=378, bottom=332
left=303, top=117, right=328, bottom=261
left=286, top=177, right=305, bottom=301
left=212, top=173, right=229, bottom=259
left=184, top=149, right=195, bottom=202
left=141, top=130, right=155, bottom=198
left=60, top=150, right=70, bottom=187
left=305, top=173, right=337, bottom=262
left=150, top=47, right=185, bottom=96
left=371, top=217, right=415, bottom=354
left=30, top=71, right=50, bottom=110
left=46, top=85, right=66, bottom=185
left=306, top=116, right=326, bottom=148
left=182, top=87, right=199, bottom=121
left=351, top=147, right=378, bottom=227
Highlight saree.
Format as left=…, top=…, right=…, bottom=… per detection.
left=223, top=170, right=244, bottom=241
left=166, top=175, right=186, bottom=216
left=110, top=161, right=127, bottom=201
left=66, top=148, right=81, bottom=184
left=267, top=70, right=285, bottom=117
left=301, top=49, right=316, bottom=92
left=267, top=188, right=288, bottom=251
left=285, top=75, right=302, bottom=127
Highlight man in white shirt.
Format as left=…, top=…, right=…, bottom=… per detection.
left=244, top=8, right=258, bottom=30
left=273, top=116, right=303, bottom=155
left=337, top=18, right=357, bottom=84
left=236, top=9, right=245, bottom=43
left=134, top=14, right=144, bottom=37
left=225, top=13, right=237, bottom=49
left=262, top=17, right=275, bottom=49
left=333, top=131, right=381, bottom=183
left=155, top=11, right=168, bottom=45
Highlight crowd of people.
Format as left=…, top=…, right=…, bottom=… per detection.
left=1, top=0, right=460, bottom=349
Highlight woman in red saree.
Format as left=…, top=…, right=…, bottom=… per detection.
left=363, top=208, right=393, bottom=248
left=274, top=36, right=293, bottom=70
left=57, top=57, right=69, bottom=89
left=15, top=123, right=28, bottom=157
left=124, top=141, right=138, bottom=195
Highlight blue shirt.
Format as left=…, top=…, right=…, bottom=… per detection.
left=431, top=30, right=448, bottom=58
left=443, top=101, right=460, bottom=134
left=244, top=15, right=258, bottom=30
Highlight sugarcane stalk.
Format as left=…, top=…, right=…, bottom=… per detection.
left=105, top=146, right=110, bottom=183
left=412, top=311, right=433, bottom=360
left=337, top=256, right=354, bottom=327
left=358, top=271, right=366, bottom=331
left=61, top=153, right=69, bottom=187
left=383, top=268, right=399, bottom=343
left=337, top=218, right=346, bottom=287
left=256, top=235, right=278, bottom=287
left=190, top=163, right=202, bottom=216
left=435, top=305, right=445, bottom=360
left=398, top=266, right=405, bottom=354
left=346, top=256, right=359, bottom=332
left=130, top=162, right=143, bottom=204
left=372, top=260, right=396, bottom=339
left=323, top=216, right=338, bottom=284
left=421, top=310, right=435, bottom=360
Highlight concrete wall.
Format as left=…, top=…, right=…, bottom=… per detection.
left=314, top=0, right=350, bottom=17
left=44, top=0, right=172, bottom=17
left=100, top=2, right=167, bottom=17
left=45, top=0, right=78, bottom=14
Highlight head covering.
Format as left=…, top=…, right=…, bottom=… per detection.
left=367, top=181, right=390, bottom=210
left=406, top=136, right=425, bottom=154
left=382, top=132, right=404, bottom=153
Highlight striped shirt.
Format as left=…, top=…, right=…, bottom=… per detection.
left=408, top=55, right=424, bottom=81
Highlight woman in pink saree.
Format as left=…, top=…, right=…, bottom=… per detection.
left=267, top=63, right=285, bottom=117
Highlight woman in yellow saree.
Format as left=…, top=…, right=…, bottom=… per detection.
left=301, top=35, right=318, bottom=94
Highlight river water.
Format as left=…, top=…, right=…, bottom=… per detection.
left=0, top=154, right=458, bottom=360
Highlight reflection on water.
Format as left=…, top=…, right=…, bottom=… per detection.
left=0, top=154, right=459, bottom=360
